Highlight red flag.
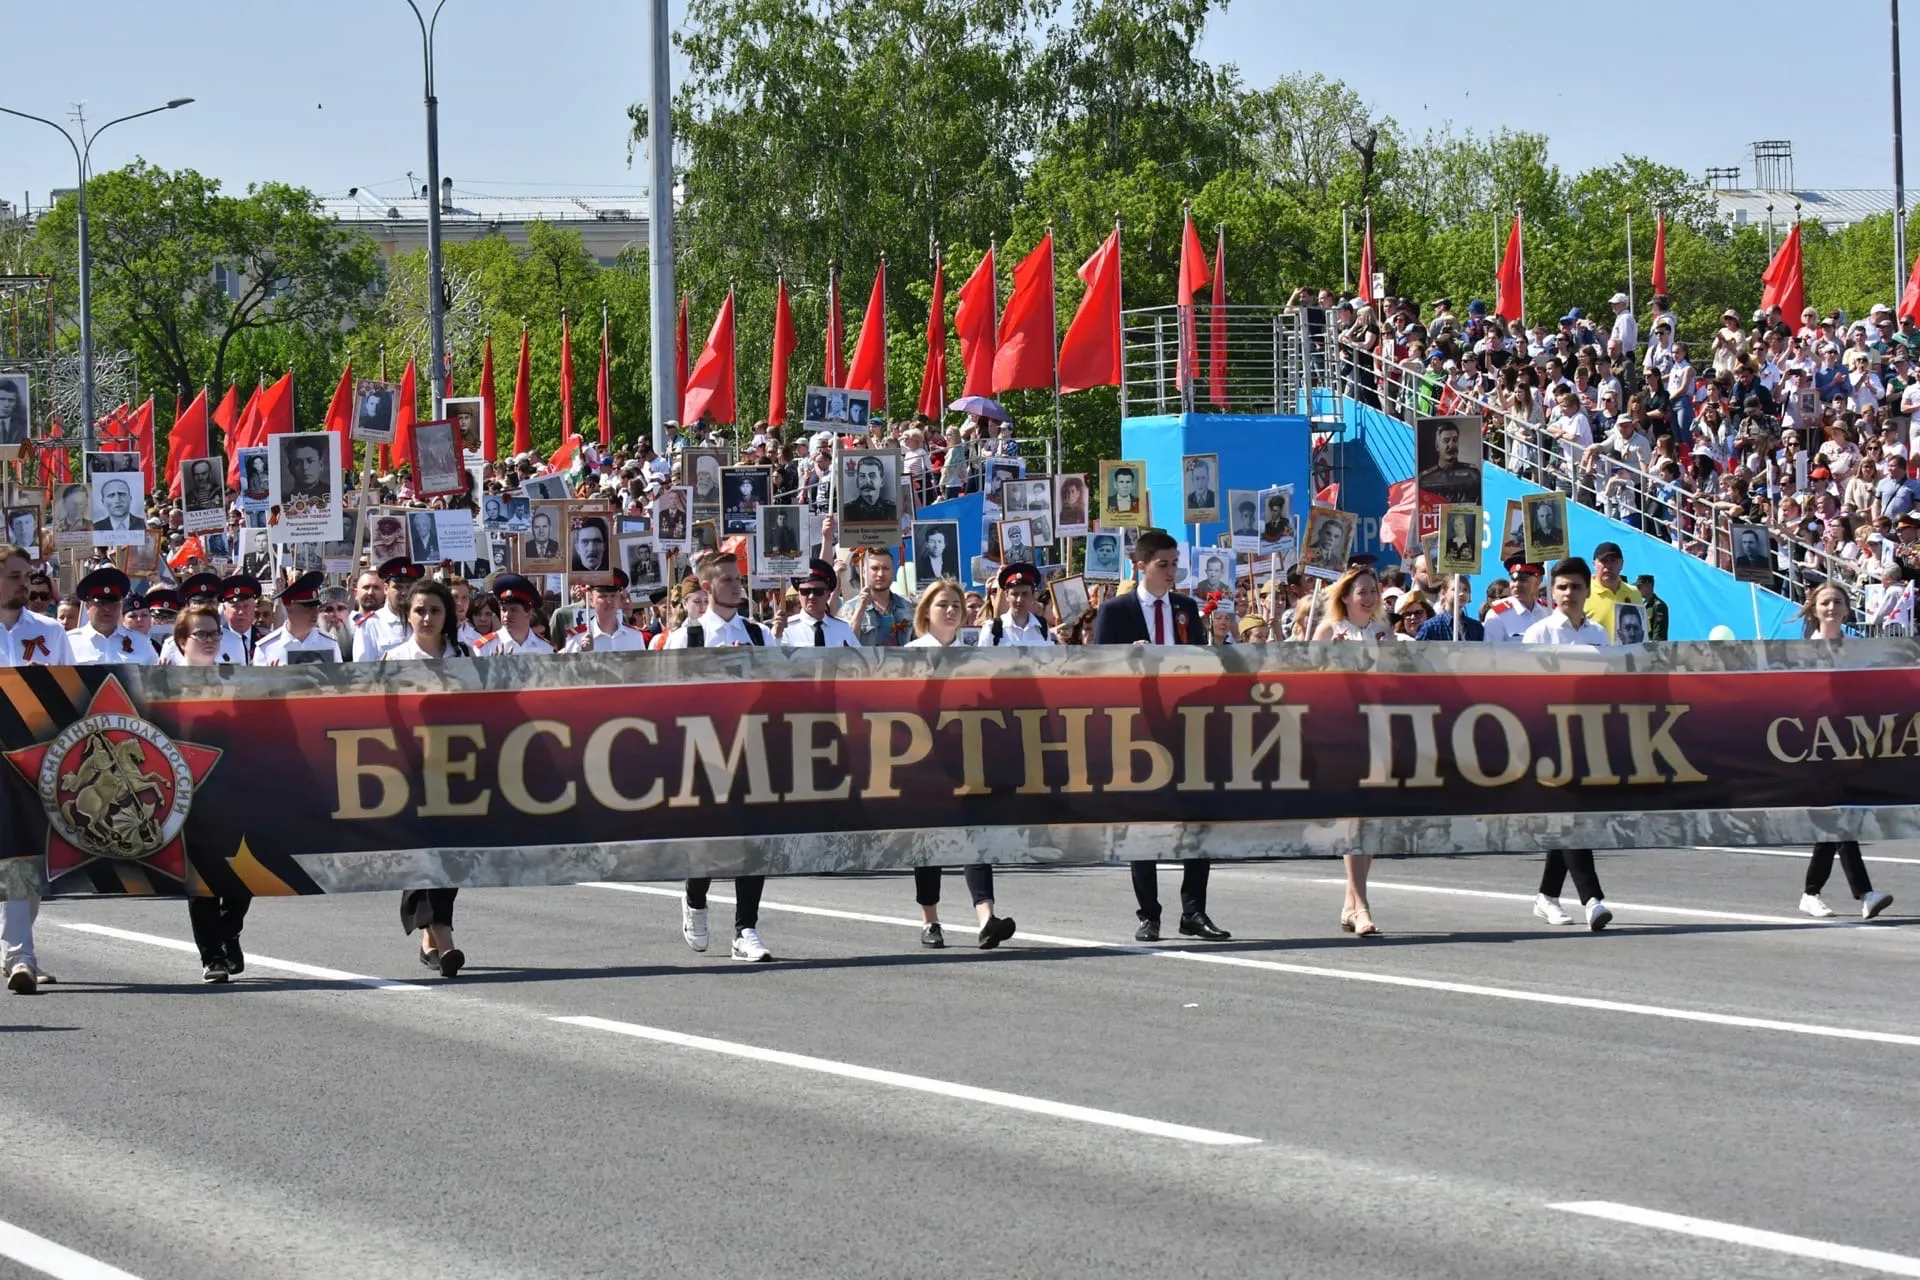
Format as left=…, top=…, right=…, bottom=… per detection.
left=550, top=433, right=580, bottom=473
left=846, top=262, right=888, bottom=410
left=1378, top=478, right=1419, bottom=552
left=917, top=256, right=948, bottom=420
left=479, top=336, right=499, bottom=462
left=1494, top=214, right=1524, bottom=323
left=393, top=359, right=418, bottom=477
left=559, top=315, right=576, bottom=442
left=1316, top=483, right=1340, bottom=506
left=953, top=248, right=998, bottom=400
left=166, top=389, right=210, bottom=498
left=166, top=535, right=207, bottom=572
left=512, top=328, right=533, bottom=456
left=40, top=420, right=71, bottom=486
left=596, top=314, right=613, bottom=446
left=682, top=290, right=738, bottom=425
left=1058, top=228, right=1123, bottom=395
left=769, top=277, right=796, bottom=425
left=259, top=371, right=294, bottom=438
left=1209, top=225, right=1229, bottom=408
left=1177, top=212, right=1211, bottom=390
left=675, top=295, right=689, bottom=420
left=1356, top=208, right=1377, bottom=306
left=992, top=233, right=1055, bottom=395
left=324, top=364, right=353, bottom=440
left=212, top=384, right=239, bottom=438
left=127, top=398, right=157, bottom=493
left=225, top=385, right=262, bottom=491
left=1901, top=255, right=1920, bottom=324
left=824, top=268, right=847, bottom=389
left=1760, top=223, right=1805, bottom=327
left=1650, top=215, right=1668, bottom=297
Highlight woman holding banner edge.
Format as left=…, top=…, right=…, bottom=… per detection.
left=1309, top=562, right=1391, bottom=937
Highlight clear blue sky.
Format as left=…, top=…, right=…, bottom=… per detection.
left=1, top=0, right=1907, bottom=210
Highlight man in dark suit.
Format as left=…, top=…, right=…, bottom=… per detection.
left=1089, top=528, right=1230, bottom=943
left=93, top=478, right=139, bottom=532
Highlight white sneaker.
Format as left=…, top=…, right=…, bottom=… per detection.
left=681, top=901, right=709, bottom=953
left=6, top=962, right=36, bottom=995
left=1586, top=900, right=1613, bottom=932
left=731, top=928, right=771, bottom=962
left=1863, top=891, right=1894, bottom=920
left=1799, top=893, right=1837, bottom=919
left=1532, top=894, right=1572, bottom=926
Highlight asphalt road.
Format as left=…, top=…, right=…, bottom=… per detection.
left=3, top=844, right=1919, bottom=1280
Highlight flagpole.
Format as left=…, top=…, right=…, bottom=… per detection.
left=1896, top=0, right=1909, bottom=307
left=1114, top=216, right=1126, bottom=429
left=1515, top=203, right=1526, bottom=329
left=1341, top=204, right=1350, bottom=291
left=1625, top=206, right=1635, bottom=314
left=645, top=0, right=675, bottom=456
left=1049, top=222, right=1063, bottom=506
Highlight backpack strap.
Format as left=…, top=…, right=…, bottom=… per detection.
left=685, top=625, right=705, bottom=648
left=745, top=620, right=766, bottom=646
left=990, top=616, right=1004, bottom=646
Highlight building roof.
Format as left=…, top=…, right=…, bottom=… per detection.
left=317, top=192, right=649, bottom=226
left=1712, top=188, right=1898, bottom=231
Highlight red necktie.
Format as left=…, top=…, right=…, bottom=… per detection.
left=1153, top=598, right=1165, bottom=644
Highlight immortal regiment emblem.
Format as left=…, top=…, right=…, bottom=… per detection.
left=3, top=676, right=221, bottom=880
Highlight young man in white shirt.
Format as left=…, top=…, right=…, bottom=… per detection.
left=473, top=573, right=554, bottom=655
left=779, top=559, right=859, bottom=647
left=253, top=572, right=342, bottom=665
left=66, top=567, right=158, bottom=665
left=1521, top=557, right=1615, bottom=931
left=976, top=562, right=1054, bottom=646
left=0, top=544, right=69, bottom=994
left=561, top=570, right=650, bottom=653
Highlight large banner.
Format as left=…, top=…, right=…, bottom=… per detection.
left=1, top=643, right=1915, bottom=899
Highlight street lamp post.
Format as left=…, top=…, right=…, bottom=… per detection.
left=647, top=0, right=676, bottom=456
left=0, top=98, right=193, bottom=450
left=405, top=0, right=451, bottom=421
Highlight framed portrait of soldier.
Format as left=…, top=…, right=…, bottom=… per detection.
left=1498, top=498, right=1526, bottom=566
left=1192, top=547, right=1234, bottom=595
left=757, top=504, right=805, bottom=578
left=351, top=379, right=399, bottom=444
left=88, top=472, right=146, bottom=547
left=683, top=449, right=727, bottom=518
left=618, top=514, right=652, bottom=537
left=324, top=506, right=361, bottom=575
left=521, top=471, right=570, bottom=501
left=834, top=449, right=901, bottom=548
left=722, top=465, right=772, bottom=536
left=1613, top=602, right=1648, bottom=645
left=692, top=520, right=720, bottom=555
left=981, top=458, right=1023, bottom=517
left=620, top=535, right=666, bottom=593
left=997, top=518, right=1034, bottom=566
left=1521, top=492, right=1570, bottom=563
left=369, top=508, right=409, bottom=567
left=1435, top=504, right=1484, bottom=576
left=410, top=419, right=465, bottom=498
left=0, top=374, right=30, bottom=455
left=1182, top=453, right=1221, bottom=524
left=567, top=508, right=615, bottom=585
left=444, top=397, right=485, bottom=455
left=482, top=490, right=531, bottom=533
left=653, top=485, right=691, bottom=550
left=236, top=447, right=272, bottom=511
left=269, top=432, right=342, bottom=542
left=1416, top=415, right=1483, bottom=508
left=3, top=506, right=38, bottom=555
left=521, top=501, right=566, bottom=576
left=1226, top=488, right=1262, bottom=553
left=1099, top=460, right=1148, bottom=529
left=1050, top=574, right=1091, bottom=629
left=178, top=454, right=228, bottom=533
left=1301, top=505, right=1356, bottom=580
left=1006, top=478, right=1054, bottom=546
left=1054, top=473, right=1090, bottom=538
left=1257, top=485, right=1295, bottom=556
left=913, top=520, right=961, bottom=583
left=1730, top=522, right=1774, bottom=584
left=1083, top=530, right=1124, bottom=582
left=123, top=529, right=162, bottom=578
left=406, top=509, right=443, bottom=565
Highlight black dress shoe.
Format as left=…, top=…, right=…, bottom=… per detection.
left=1179, top=913, right=1231, bottom=940
left=1134, top=919, right=1161, bottom=942
left=438, top=948, right=466, bottom=978
left=977, top=916, right=1016, bottom=950
left=224, top=938, right=245, bottom=976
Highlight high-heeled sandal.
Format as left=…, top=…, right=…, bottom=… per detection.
left=1339, top=908, right=1357, bottom=933
left=1350, top=907, right=1380, bottom=937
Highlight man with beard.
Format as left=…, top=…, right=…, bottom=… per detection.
left=183, top=457, right=223, bottom=510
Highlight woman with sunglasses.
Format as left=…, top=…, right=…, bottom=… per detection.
left=382, top=579, right=471, bottom=977
left=905, top=579, right=1017, bottom=949
left=1392, top=589, right=1434, bottom=640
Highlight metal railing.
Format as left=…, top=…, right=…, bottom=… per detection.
left=1121, top=305, right=1314, bottom=419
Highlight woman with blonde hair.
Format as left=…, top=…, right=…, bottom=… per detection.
left=1310, top=562, right=1389, bottom=935
left=1795, top=582, right=1893, bottom=920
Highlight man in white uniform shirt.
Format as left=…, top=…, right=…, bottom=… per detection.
left=217, top=574, right=266, bottom=665
left=253, top=572, right=342, bottom=665
left=353, top=559, right=419, bottom=660
left=975, top=562, right=1054, bottom=646
left=779, top=559, right=859, bottom=647
left=1521, top=556, right=1615, bottom=932
left=1607, top=292, right=1637, bottom=366
left=1481, top=560, right=1554, bottom=642
left=561, top=570, right=651, bottom=653
left=66, top=568, right=158, bottom=665
left=473, top=574, right=555, bottom=655
left=0, top=544, right=70, bottom=993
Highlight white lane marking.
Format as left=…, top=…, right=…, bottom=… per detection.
left=1550, top=1201, right=1920, bottom=1277
left=554, top=1014, right=1260, bottom=1147
left=580, top=883, right=1920, bottom=1048
left=0, top=1219, right=147, bottom=1280
left=1295, top=877, right=1897, bottom=929
left=1692, top=845, right=1920, bottom=867
left=53, top=923, right=431, bottom=992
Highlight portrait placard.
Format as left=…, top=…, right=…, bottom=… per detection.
left=3, top=506, right=40, bottom=556
left=683, top=449, right=727, bottom=518
left=1083, top=530, right=1125, bottom=582
left=179, top=454, right=228, bottom=534
left=85, top=450, right=139, bottom=476
left=1498, top=498, right=1526, bottom=567
left=324, top=506, right=361, bottom=575
left=802, top=385, right=872, bottom=435
left=722, top=466, right=772, bottom=536
left=521, top=471, right=571, bottom=501
left=350, top=379, right=399, bottom=444
left=410, top=419, right=465, bottom=498
left=1191, top=547, right=1235, bottom=594
left=1182, top=453, right=1221, bottom=524
left=432, top=508, right=478, bottom=564
left=1435, top=504, right=1484, bottom=576
left=521, top=502, right=567, bottom=576
left=1301, top=505, right=1356, bottom=580
left=88, top=472, right=146, bottom=547
left=236, top=447, right=273, bottom=511
left=0, top=374, right=30, bottom=456
left=368, top=508, right=409, bottom=567
left=268, top=432, right=342, bottom=543
left=757, top=504, right=805, bottom=578
left=982, top=458, right=1024, bottom=517
left=834, top=449, right=902, bottom=548
left=405, top=509, right=444, bottom=565
left=1227, top=488, right=1262, bottom=554
left=1050, top=574, right=1091, bottom=629
left=997, top=518, right=1034, bottom=566
left=1415, top=415, right=1483, bottom=542
left=1730, top=522, right=1774, bottom=585
left=444, top=397, right=486, bottom=455
left=1098, top=460, right=1148, bottom=529
left=567, top=507, right=617, bottom=587
left=1256, top=485, right=1296, bottom=557
left=912, top=520, right=961, bottom=583
left=1613, top=602, right=1649, bottom=645
left=653, top=484, right=691, bottom=551
left=1054, top=473, right=1090, bottom=538
left=482, top=490, right=532, bottom=533
left=1005, top=478, right=1054, bottom=547
left=1521, top=492, right=1570, bottom=564
left=620, top=535, right=666, bottom=594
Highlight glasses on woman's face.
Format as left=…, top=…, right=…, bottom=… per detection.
left=189, top=629, right=221, bottom=643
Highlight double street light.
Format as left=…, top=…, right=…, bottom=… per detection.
left=0, top=97, right=194, bottom=450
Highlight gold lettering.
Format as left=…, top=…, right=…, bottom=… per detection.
left=1224, top=704, right=1309, bottom=791
left=1358, top=705, right=1443, bottom=788
left=1765, top=716, right=1806, bottom=764
left=413, top=724, right=491, bottom=817
left=1106, top=708, right=1175, bottom=793
left=1807, top=716, right=1859, bottom=763
left=787, top=713, right=853, bottom=802
left=1450, top=704, right=1529, bottom=787
left=498, top=720, right=577, bottom=815
left=1176, top=704, right=1213, bottom=791
left=1898, top=714, right=1920, bottom=760
left=328, top=728, right=409, bottom=820
left=1845, top=714, right=1903, bottom=760
left=936, top=710, right=1005, bottom=796
left=1535, top=705, right=1619, bottom=787
left=584, top=718, right=663, bottom=812
left=863, top=712, right=934, bottom=799
left=671, top=714, right=776, bottom=807
left=1618, top=704, right=1707, bottom=784
left=1013, top=708, right=1094, bottom=795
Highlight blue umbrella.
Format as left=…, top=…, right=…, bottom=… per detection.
left=947, top=395, right=1009, bottom=422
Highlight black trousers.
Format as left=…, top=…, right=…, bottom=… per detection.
left=914, top=865, right=995, bottom=908
left=401, top=888, right=457, bottom=934
left=188, top=894, right=251, bottom=964
left=1806, top=841, right=1874, bottom=898
left=1539, top=850, right=1604, bottom=904
left=685, top=876, right=763, bottom=931
left=1132, top=858, right=1209, bottom=922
